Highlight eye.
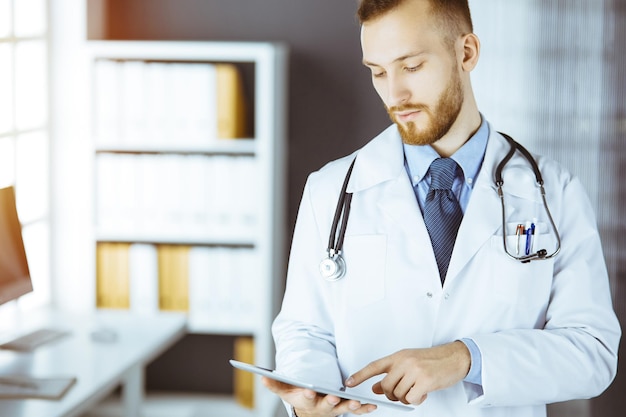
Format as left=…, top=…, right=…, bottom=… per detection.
left=371, top=70, right=386, bottom=79
left=405, top=63, right=422, bottom=73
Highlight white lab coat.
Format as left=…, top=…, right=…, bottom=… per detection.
left=272, top=123, right=620, bottom=417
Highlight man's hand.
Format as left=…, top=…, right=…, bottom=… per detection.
left=344, top=341, right=471, bottom=405
left=262, top=377, right=377, bottom=417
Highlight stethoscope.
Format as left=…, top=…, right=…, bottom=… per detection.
left=496, top=133, right=561, bottom=263
left=319, top=133, right=562, bottom=281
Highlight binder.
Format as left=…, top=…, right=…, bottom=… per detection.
left=96, top=242, right=131, bottom=309
left=96, top=154, right=119, bottom=232
left=95, top=60, right=247, bottom=144
left=157, top=245, right=190, bottom=311
left=216, top=64, right=248, bottom=139
left=144, top=62, right=170, bottom=144
left=93, top=59, right=120, bottom=144
left=188, top=246, right=215, bottom=325
left=233, top=336, right=255, bottom=408
left=232, top=248, right=260, bottom=328
left=186, top=63, right=217, bottom=141
left=119, top=60, right=146, bottom=143
left=129, top=243, right=159, bottom=315
left=135, top=154, right=161, bottom=233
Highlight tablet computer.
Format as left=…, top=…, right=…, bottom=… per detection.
left=229, top=359, right=414, bottom=412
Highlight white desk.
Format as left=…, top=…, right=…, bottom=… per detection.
left=0, top=308, right=186, bottom=417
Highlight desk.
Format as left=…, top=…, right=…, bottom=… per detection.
left=0, top=308, right=186, bottom=417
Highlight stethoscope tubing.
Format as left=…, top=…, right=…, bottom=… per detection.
left=326, top=158, right=356, bottom=258
left=320, top=132, right=562, bottom=280
left=496, top=133, right=561, bottom=262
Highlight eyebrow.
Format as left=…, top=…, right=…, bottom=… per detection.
left=362, top=51, right=427, bottom=67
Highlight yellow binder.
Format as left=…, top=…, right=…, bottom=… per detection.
left=96, top=242, right=131, bottom=309
left=157, top=244, right=190, bottom=311
left=216, top=64, right=248, bottom=139
left=233, top=336, right=255, bottom=408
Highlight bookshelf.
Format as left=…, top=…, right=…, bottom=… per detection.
left=86, top=41, right=287, bottom=417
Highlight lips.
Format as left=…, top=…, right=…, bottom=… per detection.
left=395, top=109, right=421, bottom=123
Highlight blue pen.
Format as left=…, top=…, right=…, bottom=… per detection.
left=525, top=223, right=535, bottom=255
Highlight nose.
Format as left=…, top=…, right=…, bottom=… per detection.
left=386, top=74, right=411, bottom=107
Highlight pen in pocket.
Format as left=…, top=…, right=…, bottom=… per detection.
left=525, top=222, right=535, bottom=255
left=516, top=224, right=525, bottom=255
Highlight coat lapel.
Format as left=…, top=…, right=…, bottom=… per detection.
left=445, top=130, right=513, bottom=284
left=345, top=125, right=520, bottom=286
left=348, top=125, right=439, bottom=275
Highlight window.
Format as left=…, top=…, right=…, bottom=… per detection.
left=0, top=0, right=51, bottom=309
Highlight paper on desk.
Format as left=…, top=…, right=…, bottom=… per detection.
left=0, top=375, right=77, bottom=400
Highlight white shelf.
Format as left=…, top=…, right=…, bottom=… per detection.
left=95, top=231, right=257, bottom=247
left=95, top=138, right=256, bottom=155
left=50, top=7, right=287, bottom=417
left=87, top=40, right=283, bottom=64
left=82, top=40, right=287, bottom=417
left=186, top=319, right=259, bottom=336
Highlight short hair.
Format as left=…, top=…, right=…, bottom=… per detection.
left=357, top=0, right=473, bottom=42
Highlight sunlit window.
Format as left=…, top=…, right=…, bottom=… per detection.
left=0, top=44, right=12, bottom=134
left=0, top=138, right=15, bottom=188
left=0, top=0, right=50, bottom=309
left=14, top=0, right=46, bottom=38
left=15, top=40, right=47, bottom=130
left=16, top=131, right=49, bottom=222
left=0, top=0, right=10, bottom=39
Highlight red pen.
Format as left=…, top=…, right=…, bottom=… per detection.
left=515, top=224, right=525, bottom=255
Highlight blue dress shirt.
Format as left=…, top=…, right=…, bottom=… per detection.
left=403, top=115, right=489, bottom=387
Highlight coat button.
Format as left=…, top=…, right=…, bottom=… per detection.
left=426, top=292, right=433, bottom=298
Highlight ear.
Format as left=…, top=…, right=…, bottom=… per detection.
left=460, top=33, right=480, bottom=72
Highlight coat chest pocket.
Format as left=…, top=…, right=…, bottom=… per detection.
left=340, top=234, right=387, bottom=308
left=489, top=228, right=555, bottom=303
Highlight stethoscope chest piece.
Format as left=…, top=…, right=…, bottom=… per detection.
left=319, top=254, right=346, bottom=281
left=320, top=157, right=356, bottom=281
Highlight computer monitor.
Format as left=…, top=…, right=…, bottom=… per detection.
left=0, top=186, right=33, bottom=306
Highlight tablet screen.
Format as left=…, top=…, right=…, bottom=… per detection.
left=229, top=360, right=414, bottom=412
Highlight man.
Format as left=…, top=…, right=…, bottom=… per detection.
left=264, top=1, right=620, bottom=416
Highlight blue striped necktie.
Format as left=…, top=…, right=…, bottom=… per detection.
left=423, top=158, right=463, bottom=284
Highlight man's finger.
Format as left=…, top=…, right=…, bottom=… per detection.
left=372, top=380, right=398, bottom=401
left=261, top=377, right=314, bottom=399
left=406, top=390, right=428, bottom=405
left=261, top=376, right=295, bottom=393
left=345, top=357, right=390, bottom=387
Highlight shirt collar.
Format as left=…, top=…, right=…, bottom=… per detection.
left=403, top=114, right=489, bottom=187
